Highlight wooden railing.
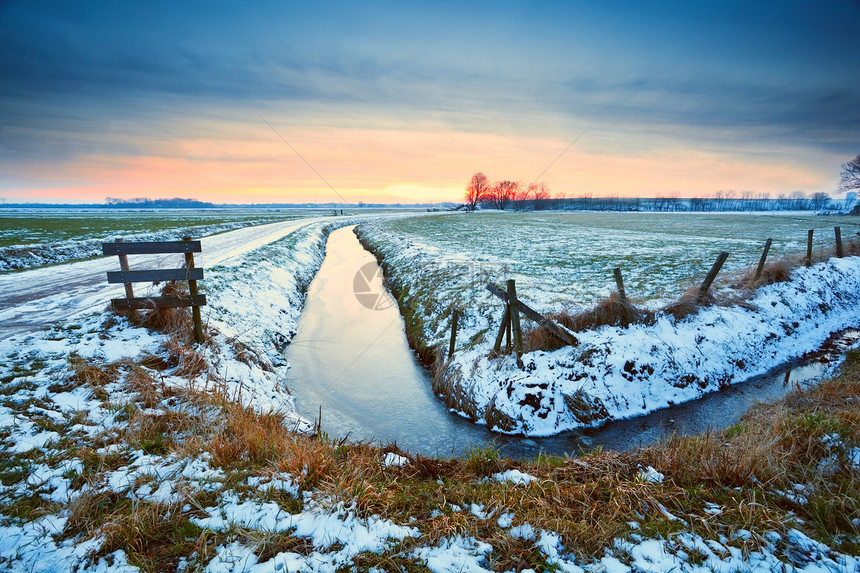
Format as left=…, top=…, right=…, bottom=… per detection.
left=102, top=236, right=206, bottom=342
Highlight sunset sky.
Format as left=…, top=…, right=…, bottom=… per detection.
left=2, top=1, right=859, bottom=205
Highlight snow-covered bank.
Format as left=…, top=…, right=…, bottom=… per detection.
left=357, top=222, right=860, bottom=436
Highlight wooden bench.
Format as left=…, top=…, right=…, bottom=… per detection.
left=102, top=237, right=206, bottom=342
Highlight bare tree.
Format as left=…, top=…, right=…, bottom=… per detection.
left=490, top=180, right=518, bottom=210
left=789, top=190, right=806, bottom=210
left=529, top=182, right=551, bottom=210
left=511, top=182, right=531, bottom=211
left=464, top=172, right=490, bottom=211
left=810, top=192, right=830, bottom=211
left=839, top=154, right=860, bottom=193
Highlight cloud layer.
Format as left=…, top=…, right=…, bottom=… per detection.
left=2, top=0, right=859, bottom=202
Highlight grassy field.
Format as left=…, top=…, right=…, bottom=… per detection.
left=374, top=212, right=860, bottom=306
left=0, top=209, right=319, bottom=248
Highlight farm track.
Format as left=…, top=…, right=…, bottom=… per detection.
left=0, top=216, right=335, bottom=339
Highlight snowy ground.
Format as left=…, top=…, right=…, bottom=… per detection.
left=1, top=319, right=858, bottom=572
left=1, top=212, right=858, bottom=571
left=367, top=212, right=860, bottom=308
left=357, top=216, right=860, bottom=436
left=0, top=215, right=303, bottom=272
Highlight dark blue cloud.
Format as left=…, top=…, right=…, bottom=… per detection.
left=1, top=0, right=859, bottom=166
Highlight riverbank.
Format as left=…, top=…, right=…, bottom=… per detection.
left=355, top=216, right=860, bottom=436
left=1, top=295, right=858, bottom=571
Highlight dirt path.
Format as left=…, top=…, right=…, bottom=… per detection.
left=0, top=216, right=333, bottom=339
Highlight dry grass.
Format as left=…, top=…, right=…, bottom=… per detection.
left=642, top=350, right=860, bottom=548
left=68, top=355, right=119, bottom=400
left=556, top=292, right=654, bottom=332
left=659, top=287, right=713, bottom=321
left=61, top=347, right=860, bottom=570
left=522, top=293, right=655, bottom=352
left=66, top=493, right=204, bottom=571
left=127, top=281, right=210, bottom=346
left=735, top=256, right=797, bottom=289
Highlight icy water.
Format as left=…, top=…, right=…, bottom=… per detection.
left=285, top=226, right=854, bottom=459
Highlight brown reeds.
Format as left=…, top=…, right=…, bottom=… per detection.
left=60, top=349, right=860, bottom=570
left=127, top=281, right=208, bottom=345
left=524, top=292, right=655, bottom=352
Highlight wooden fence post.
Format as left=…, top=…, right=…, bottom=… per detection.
left=505, top=308, right=512, bottom=353
left=754, top=238, right=772, bottom=282
left=806, top=229, right=814, bottom=267
left=613, top=267, right=627, bottom=302
left=492, top=304, right=511, bottom=355
left=448, top=308, right=460, bottom=359
left=183, top=237, right=204, bottom=343
left=507, top=279, right=524, bottom=368
left=835, top=226, right=844, bottom=258
left=697, top=252, right=729, bottom=304
left=485, top=283, right=577, bottom=347
left=116, top=238, right=135, bottom=299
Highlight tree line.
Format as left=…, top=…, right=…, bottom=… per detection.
left=464, top=173, right=553, bottom=211
left=463, top=156, right=860, bottom=212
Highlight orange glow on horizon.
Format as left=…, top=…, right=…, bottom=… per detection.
left=2, top=125, right=837, bottom=205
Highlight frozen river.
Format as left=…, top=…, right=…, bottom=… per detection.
left=284, top=226, right=845, bottom=458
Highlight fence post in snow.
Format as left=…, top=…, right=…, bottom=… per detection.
left=448, top=308, right=459, bottom=360
left=507, top=279, right=525, bottom=369
left=697, top=251, right=729, bottom=304
left=505, top=308, right=512, bottom=352
left=613, top=267, right=627, bottom=302
left=183, top=236, right=205, bottom=344
left=806, top=230, right=814, bottom=267
left=492, top=304, right=511, bottom=355
left=835, top=227, right=844, bottom=258
left=115, top=239, right=135, bottom=300
left=754, top=238, right=773, bottom=282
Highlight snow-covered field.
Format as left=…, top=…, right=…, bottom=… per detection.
left=368, top=212, right=860, bottom=307
left=0, top=211, right=858, bottom=571
left=357, top=213, right=860, bottom=436
left=0, top=210, right=310, bottom=272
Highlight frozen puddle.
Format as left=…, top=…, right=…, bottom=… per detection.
left=285, top=226, right=854, bottom=458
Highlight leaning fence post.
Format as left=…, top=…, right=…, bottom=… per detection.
left=806, top=230, right=814, bottom=267
left=613, top=267, right=627, bottom=302
left=754, top=238, right=773, bottom=282
left=507, top=279, right=524, bottom=368
left=835, top=227, right=844, bottom=258
left=183, top=236, right=204, bottom=343
left=505, top=308, right=512, bottom=353
left=448, top=308, right=460, bottom=360
left=697, top=252, right=729, bottom=304
left=492, top=304, right=510, bottom=355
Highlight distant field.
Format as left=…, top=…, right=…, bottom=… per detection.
left=0, top=209, right=319, bottom=247
left=0, top=208, right=338, bottom=272
left=373, top=211, right=860, bottom=306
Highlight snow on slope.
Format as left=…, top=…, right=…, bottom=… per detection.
left=357, top=222, right=860, bottom=436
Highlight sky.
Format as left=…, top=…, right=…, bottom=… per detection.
left=1, top=0, right=859, bottom=205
